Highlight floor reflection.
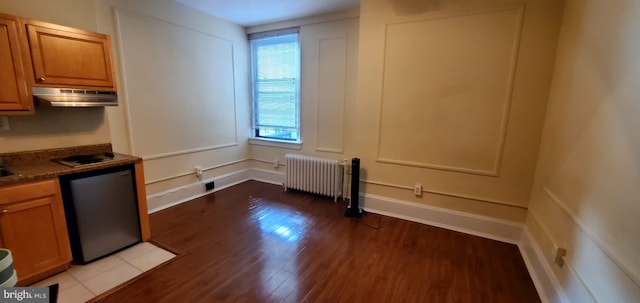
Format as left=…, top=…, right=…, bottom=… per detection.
left=249, top=198, right=308, bottom=301
left=251, top=197, right=309, bottom=243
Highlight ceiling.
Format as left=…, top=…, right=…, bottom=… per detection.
left=175, top=0, right=360, bottom=27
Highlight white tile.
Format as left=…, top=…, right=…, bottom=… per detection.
left=127, top=247, right=175, bottom=272
left=67, top=256, right=124, bottom=282
left=115, top=242, right=158, bottom=262
left=82, top=262, right=142, bottom=295
left=57, top=283, right=95, bottom=303
left=31, top=272, right=79, bottom=290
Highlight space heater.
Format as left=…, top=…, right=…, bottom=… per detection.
left=345, top=158, right=363, bottom=218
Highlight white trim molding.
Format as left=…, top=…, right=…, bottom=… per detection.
left=519, top=227, right=571, bottom=303
left=524, top=189, right=640, bottom=303
left=246, top=169, right=524, bottom=244
left=251, top=168, right=284, bottom=185
left=147, top=169, right=252, bottom=213
left=249, top=138, right=302, bottom=149
left=374, top=4, right=525, bottom=177
left=145, top=158, right=250, bottom=185
left=114, top=8, right=239, bottom=159
left=143, top=169, right=640, bottom=303
left=543, top=187, right=640, bottom=287
left=147, top=168, right=284, bottom=213
left=315, top=35, right=348, bottom=154
left=142, top=143, right=238, bottom=161
left=361, top=193, right=523, bottom=244
left=146, top=169, right=522, bottom=244
left=364, top=179, right=527, bottom=209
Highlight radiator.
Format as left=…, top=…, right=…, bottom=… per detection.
left=284, top=154, right=343, bottom=202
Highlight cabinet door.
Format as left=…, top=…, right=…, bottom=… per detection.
left=26, top=21, right=116, bottom=89
left=0, top=14, right=32, bottom=112
left=0, top=179, right=72, bottom=285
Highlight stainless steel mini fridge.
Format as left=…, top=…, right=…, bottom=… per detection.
left=60, top=164, right=141, bottom=264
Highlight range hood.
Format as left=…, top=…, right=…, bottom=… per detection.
left=33, top=87, right=118, bottom=107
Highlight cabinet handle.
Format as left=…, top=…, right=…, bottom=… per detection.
left=0, top=209, right=7, bottom=214
left=37, top=77, right=46, bottom=82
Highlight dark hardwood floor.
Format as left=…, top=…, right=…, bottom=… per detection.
left=96, top=180, right=539, bottom=303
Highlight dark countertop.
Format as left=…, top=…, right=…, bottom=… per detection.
left=0, top=144, right=142, bottom=187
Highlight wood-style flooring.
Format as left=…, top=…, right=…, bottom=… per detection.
left=96, top=180, right=539, bottom=303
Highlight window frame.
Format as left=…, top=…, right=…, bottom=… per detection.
left=249, top=28, right=301, bottom=143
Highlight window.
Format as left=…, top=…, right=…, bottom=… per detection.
left=250, top=29, right=300, bottom=141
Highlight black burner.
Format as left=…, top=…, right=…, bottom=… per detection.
left=75, top=158, right=104, bottom=164
left=53, top=153, right=117, bottom=168
left=62, top=155, right=102, bottom=162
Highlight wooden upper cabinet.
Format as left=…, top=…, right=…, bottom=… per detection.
left=0, top=14, right=33, bottom=113
left=25, top=20, right=117, bottom=90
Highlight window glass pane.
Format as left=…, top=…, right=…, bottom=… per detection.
left=251, top=33, right=299, bottom=141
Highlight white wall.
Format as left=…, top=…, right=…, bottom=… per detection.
left=2, top=0, right=560, bottom=226
left=249, top=0, right=563, bottom=224
left=353, top=0, right=562, bottom=222
left=1, top=0, right=559, bottom=237
left=0, top=0, right=251, bottom=206
left=0, top=0, right=112, bottom=153
left=6, top=1, right=640, bottom=301
left=9, top=1, right=640, bottom=300
left=0, top=0, right=96, bottom=30
left=247, top=13, right=360, bottom=164
left=94, top=0, right=251, bottom=196
left=523, top=0, right=640, bottom=301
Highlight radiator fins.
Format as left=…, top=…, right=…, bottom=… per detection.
left=284, top=154, right=343, bottom=202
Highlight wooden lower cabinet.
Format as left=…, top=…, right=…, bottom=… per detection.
left=0, top=179, right=72, bottom=285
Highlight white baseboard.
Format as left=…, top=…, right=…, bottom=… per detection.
left=360, top=193, right=523, bottom=244
left=146, top=168, right=640, bottom=303
left=147, top=168, right=285, bottom=213
left=251, top=168, right=284, bottom=185
left=519, top=227, right=569, bottom=303
left=147, top=169, right=252, bottom=213
left=148, top=168, right=523, bottom=245
left=251, top=169, right=523, bottom=244
left=523, top=199, right=640, bottom=303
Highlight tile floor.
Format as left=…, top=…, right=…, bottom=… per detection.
left=31, top=242, right=175, bottom=303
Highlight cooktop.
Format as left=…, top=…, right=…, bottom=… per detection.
left=52, top=152, right=117, bottom=168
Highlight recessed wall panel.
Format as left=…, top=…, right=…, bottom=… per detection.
left=316, top=36, right=347, bottom=153
left=116, top=10, right=237, bottom=158
left=377, top=7, right=523, bottom=175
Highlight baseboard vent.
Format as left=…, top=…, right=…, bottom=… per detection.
left=205, top=181, right=215, bottom=191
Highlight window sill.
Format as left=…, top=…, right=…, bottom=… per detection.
left=249, top=138, right=302, bottom=150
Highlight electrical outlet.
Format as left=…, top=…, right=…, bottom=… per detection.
left=414, top=183, right=422, bottom=196
left=205, top=181, right=215, bottom=191
left=551, top=244, right=567, bottom=267
left=0, top=116, right=9, bottom=131
left=195, top=166, right=203, bottom=180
